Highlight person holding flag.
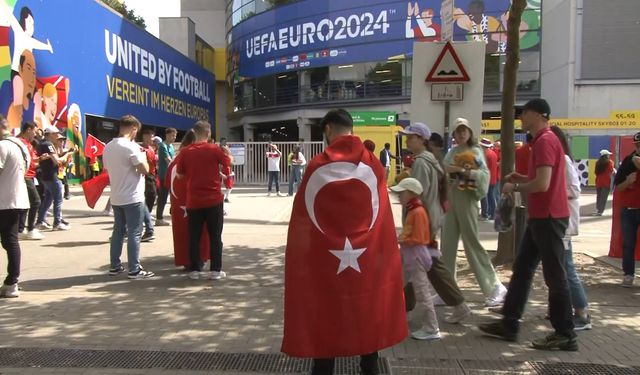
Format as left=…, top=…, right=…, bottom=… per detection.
left=85, top=134, right=105, bottom=165
left=282, top=109, right=407, bottom=375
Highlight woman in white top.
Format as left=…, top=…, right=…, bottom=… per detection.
left=550, top=126, right=591, bottom=331
left=287, top=146, right=306, bottom=196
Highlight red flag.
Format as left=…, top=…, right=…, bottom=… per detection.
left=608, top=189, right=640, bottom=260
left=282, top=135, right=407, bottom=358
left=166, top=160, right=211, bottom=267
left=81, top=172, right=109, bottom=209
left=85, top=134, right=105, bottom=163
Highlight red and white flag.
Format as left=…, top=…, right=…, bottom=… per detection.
left=166, top=159, right=211, bottom=267
left=85, top=134, right=105, bottom=163
left=282, top=135, right=407, bottom=358
left=81, top=172, right=109, bottom=209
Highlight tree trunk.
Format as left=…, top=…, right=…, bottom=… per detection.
left=493, top=0, right=527, bottom=267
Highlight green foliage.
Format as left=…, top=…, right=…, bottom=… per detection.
left=99, top=0, right=146, bottom=29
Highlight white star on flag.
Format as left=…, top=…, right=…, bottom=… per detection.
left=181, top=206, right=187, bottom=218
left=329, top=238, right=366, bottom=274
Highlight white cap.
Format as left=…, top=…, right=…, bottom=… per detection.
left=480, top=138, right=493, bottom=148
left=454, top=118, right=472, bottom=131
left=390, top=177, right=423, bottom=195
left=43, top=125, right=59, bottom=134
left=600, top=149, right=613, bottom=156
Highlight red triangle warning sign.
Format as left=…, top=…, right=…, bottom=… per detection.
left=426, top=42, right=470, bottom=82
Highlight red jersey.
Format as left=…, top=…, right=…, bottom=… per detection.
left=515, top=144, right=531, bottom=176
left=527, top=127, right=569, bottom=219
left=484, top=148, right=499, bottom=185
left=176, top=142, right=231, bottom=209
left=141, top=144, right=157, bottom=175
left=19, top=137, right=37, bottom=179
left=595, top=159, right=614, bottom=188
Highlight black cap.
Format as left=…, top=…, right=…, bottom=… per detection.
left=633, top=131, right=640, bottom=143
left=523, top=98, right=551, bottom=119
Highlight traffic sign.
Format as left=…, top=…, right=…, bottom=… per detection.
left=425, top=42, right=470, bottom=82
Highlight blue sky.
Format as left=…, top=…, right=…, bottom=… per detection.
left=124, top=0, right=181, bottom=37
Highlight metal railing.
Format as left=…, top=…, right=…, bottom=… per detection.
left=228, top=141, right=324, bottom=185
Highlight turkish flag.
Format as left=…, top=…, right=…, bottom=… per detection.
left=282, top=135, right=407, bottom=358
left=85, top=134, right=105, bottom=163
left=608, top=190, right=640, bottom=260
left=166, top=160, right=211, bottom=267
left=81, top=172, right=109, bottom=209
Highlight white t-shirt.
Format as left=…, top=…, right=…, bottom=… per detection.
left=103, top=137, right=146, bottom=206
left=266, top=151, right=281, bottom=172
left=564, top=154, right=581, bottom=244
left=0, top=137, right=30, bottom=210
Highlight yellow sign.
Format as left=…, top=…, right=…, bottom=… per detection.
left=481, top=116, right=640, bottom=131
left=610, top=111, right=640, bottom=120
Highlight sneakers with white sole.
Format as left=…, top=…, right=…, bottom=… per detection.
left=411, top=329, right=441, bottom=341
left=210, top=271, right=227, bottom=280
left=53, top=222, right=71, bottom=231
left=445, top=303, right=472, bottom=324
left=622, top=275, right=634, bottom=288
left=127, top=269, right=155, bottom=279
left=108, top=265, right=125, bottom=276
left=22, top=229, right=45, bottom=240
left=0, top=283, right=20, bottom=298
left=36, top=222, right=51, bottom=231
left=486, top=283, right=508, bottom=307
left=155, top=219, right=171, bottom=227
left=188, top=271, right=202, bottom=280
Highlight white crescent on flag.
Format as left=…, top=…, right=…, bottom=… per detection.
left=304, top=161, right=380, bottom=235
left=170, top=164, right=178, bottom=199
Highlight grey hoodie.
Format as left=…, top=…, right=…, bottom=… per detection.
left=410, top=150, right=445, bottom=240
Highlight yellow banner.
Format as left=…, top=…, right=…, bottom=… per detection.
left=610, top=111, right=640, bottom=120
left=482, top=117, right=640, bottom=131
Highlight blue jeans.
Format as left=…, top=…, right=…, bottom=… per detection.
left=110, top=202, right=144, bottom=273
left=38, top=179, right=63, bottom=225
left=143, top=205, right=154, bottom=234
left=621, top=208, right=640, bottom=276
left=481, top=184, right=497, bottom=219
left=288, top=165, right=303, bottom=195
left=565, top=241, right=588, bottom=310
left=268, top=171, right=280, bottom=193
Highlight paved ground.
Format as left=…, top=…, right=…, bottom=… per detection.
left=0, top=187, right=639, bottom=374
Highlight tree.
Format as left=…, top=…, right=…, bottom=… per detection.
left=493, top=0, right=527, bottom=267
left=100, top=0, right=146, bottom=29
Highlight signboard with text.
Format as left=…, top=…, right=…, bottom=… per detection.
left=0, top=0, right=215, bottom=132
left=229, top=0, right=541, bottom=78
left=351, top=111, right=397, bottom=126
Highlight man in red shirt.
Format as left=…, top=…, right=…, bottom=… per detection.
left=613, top=132, right=640, bottom=287
left=177, top=121, right=231, bottom=280
left=515, top=133, right=533, bottom=176
left=140, top=129, right=158, bottom=242
left=480, top=138, right=498, bottom=220
left=17, top=122, right=49, bottom=240
left=479, top=99, right=577, bottom=351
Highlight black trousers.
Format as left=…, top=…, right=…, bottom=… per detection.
left=0, top=209, right=21, bottom=285
left=144, top=175, right=157, bottom=213
left=502, top=217, right=575, bottom=336
left=313, top=352, right=379, bottom=375
left=187, top=203, right=224, bottom=272
left=156, top=184, right=169, bottom=220
left=18, top=178, right=41, bottom=233
left=427, top=257, right=466, bottom=306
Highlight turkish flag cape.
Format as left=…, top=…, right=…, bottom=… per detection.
left=85, top=134, right=105, bottom=164
left=282, top=135, right=407, bottom=358
left=81, top=172, right=109, bottom=209
left=608, top=189, right=640, bottom=260
left=166, top=160, right=210, bottom=267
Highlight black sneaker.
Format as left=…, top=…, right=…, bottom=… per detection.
left=224, top=198, right=230, bottom=203
left=108, top=265, right=125, bottom=276
left=531, top=332, right=578, bottom=351
left=61, top=219, right=70, bottom=225
left=573, top=314, right=592, bottom=331
left=478, top=321, right=518, bottom=342
left=141, top=232, right=155, bottom=242
left=127, top=269, right=155, bottom=279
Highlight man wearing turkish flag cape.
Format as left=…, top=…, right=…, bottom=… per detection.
left=282, top=109, right=407, bottom=374
left=165, top=139, right=210, bottom=267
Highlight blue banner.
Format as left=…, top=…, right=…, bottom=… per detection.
left=230, top=0, right=541, bottom=78
left=0, top=0, right=215, bottom=133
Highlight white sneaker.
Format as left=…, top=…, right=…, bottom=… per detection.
left=53, top=222, right=71, bottom=231
left=411, top=329, right=441, bottom=341
left=102, top=210, right=113, bottom=217
left=277, top=192, right=284, bottom=197
left=188, top=271, right=202, bottom=280
left=37, top=222, right=51, bottom=230
left=0, top=283, right=19, bottom=298
left=622, top=275, right=634, bottom=288
left=267, top=192, right=272, bottom=197
left=486, top=283, right=508, bottom=307
left=25, top=229, right=45, bottom=240
left=445, top=303, right=472, bottom=324
left=432, top=294, right=446, bottom=306
left=18, top=232, right=29, bottom=240
left=210, top=271, right=227, bottom=280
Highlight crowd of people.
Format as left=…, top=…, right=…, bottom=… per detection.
left=1, top=101, right=639, bottom=374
